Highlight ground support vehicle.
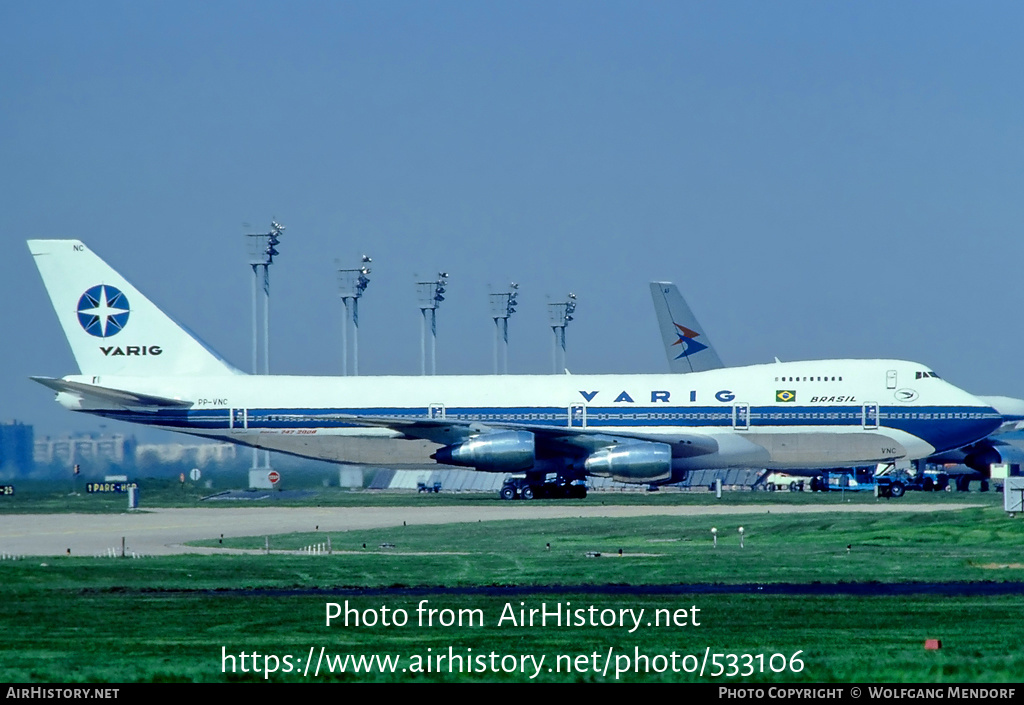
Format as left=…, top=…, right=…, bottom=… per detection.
left=499, top=475, right=587, bottom=500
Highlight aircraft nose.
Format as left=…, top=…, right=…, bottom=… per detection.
left=986, top=405, right=1002, bottom=429
left=929, top=402, right=1003, bottom=455
left=971, top=404, right=1004, bottom=445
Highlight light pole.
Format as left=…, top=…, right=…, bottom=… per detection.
left=246, top=220, right=283, bottom=374
left=417, top=273, right=447, bottom=375
left=489, top=282, right=519, bottom=374
left=244, top=220, right=284, bottom=476
left=337, top=256, right=371, bottom=376
left=547, top=292, right=577, bottom=374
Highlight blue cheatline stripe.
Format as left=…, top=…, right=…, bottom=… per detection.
left=91, top=403, right=1002, bottom=454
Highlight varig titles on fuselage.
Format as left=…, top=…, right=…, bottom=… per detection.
left=577, top=389, right=856, bottom=404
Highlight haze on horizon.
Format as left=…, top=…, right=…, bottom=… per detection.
left=4, top=2, right=1023, bottom=445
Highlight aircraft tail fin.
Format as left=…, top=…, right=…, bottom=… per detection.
left=649, top=282, right=725, bottom=373
left=28, top=240, right=242, bottom=377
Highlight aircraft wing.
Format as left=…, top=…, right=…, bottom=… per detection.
left=321, top=413, right=719, bottom=459
left=30, top=377, right=194, bottom=412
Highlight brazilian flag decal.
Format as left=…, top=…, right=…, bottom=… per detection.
left=776, top=390, right=796, bottom=403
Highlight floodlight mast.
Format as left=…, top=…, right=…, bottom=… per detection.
left=337, top=255, right=371, bottom=376
left=245, top=220, right=284, bottom=373
left=416, top=273, right=448, bottom=375
left=244, top=219, right=284, bottom=474
left=489, top=282, right=519, bottom=374
left=547, top=292, right=577, bottom=374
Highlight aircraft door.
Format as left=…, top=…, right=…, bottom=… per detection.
left=862, top=403, right=879, bottom=429
left=886, top=370, right=897, bottom=389
left=568, top=404, right=587, bottom=428
left=229, top=408, right=248, bottom=432
left=733, top=403, right=750, bottom=430
left=428, top=404, right=446, bottom=419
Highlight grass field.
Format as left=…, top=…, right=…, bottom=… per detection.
left=1, top=487, right=1022, bottom=682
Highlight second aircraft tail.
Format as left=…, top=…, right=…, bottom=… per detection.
left=649, top=281, right=725, bottom=374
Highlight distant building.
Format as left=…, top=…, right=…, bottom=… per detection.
left=0, top=420, right=35, bottom=475
left=33, top=433, right=136, bottom=467
left=136, top=442, right=237, bottom=465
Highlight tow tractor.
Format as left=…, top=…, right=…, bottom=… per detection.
left=808, top=462, right=950, bottom=497
left=499, top=474, right=587, bottom=500
left=809, top=467, right=907, bottom=497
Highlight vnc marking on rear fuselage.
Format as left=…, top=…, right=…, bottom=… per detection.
left=100, top=345, right=163, bottom=356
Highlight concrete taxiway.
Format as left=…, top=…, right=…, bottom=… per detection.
left=0, top=503, right=983, bottom=557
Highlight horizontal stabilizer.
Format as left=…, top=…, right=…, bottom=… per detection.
left=31, top=377, right=194, bottom=411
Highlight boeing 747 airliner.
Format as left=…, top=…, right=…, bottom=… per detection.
left=28, top=240, right=1002, bottom=499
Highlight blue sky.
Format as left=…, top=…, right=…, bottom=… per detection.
left=3, top=1, right=1024, bottom=441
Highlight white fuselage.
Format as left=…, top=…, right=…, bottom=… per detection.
left=59, top=358, right=1002, bottom=472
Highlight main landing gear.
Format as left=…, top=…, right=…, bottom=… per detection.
left=499, top=476, right=587, bottom=500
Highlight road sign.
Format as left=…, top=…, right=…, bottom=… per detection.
left=268, top=470, right=280, bottom=485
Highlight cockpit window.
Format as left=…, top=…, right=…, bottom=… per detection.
left=915, top=371, right=941, bottom=380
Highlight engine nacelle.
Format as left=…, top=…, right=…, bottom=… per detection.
left=963, top=442, right=1024, bottom=476
left=583, top=442, right=672, bottom=483
left=432, top=431, right=535, bottom=472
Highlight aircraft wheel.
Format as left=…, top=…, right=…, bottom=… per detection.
left=789, top=481, right=797, bottom=492
left=520, top=485, right=535, bottom=500
left=889, top=481, right=905, bottom=498
left=499, top=485, right=516, bottom=501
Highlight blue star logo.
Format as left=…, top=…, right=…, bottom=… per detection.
left=77, top=285, right=130, bottom=338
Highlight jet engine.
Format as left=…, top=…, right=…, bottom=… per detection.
left=963, top=442, right=1024, bottom=476
left=432, top=430, right=535, bottom=472
left=583, top=442, right=672, bottom=483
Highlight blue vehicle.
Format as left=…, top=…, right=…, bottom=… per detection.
left=809, top=465, right=951, bottom=497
